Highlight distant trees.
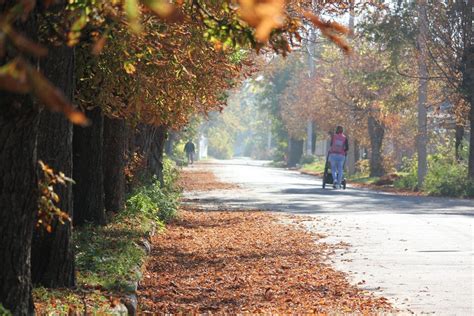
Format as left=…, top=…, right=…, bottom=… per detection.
left=255, top=1, right=472, bottom=185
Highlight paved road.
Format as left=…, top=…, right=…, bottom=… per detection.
left=183, top=159, right=474, bottom=315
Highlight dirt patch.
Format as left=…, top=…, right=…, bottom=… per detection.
left=178, top=167, right=239, bottom=191
left=301, top=170, right=324, bottom=177
left=138, top=209, right=393, bottom=314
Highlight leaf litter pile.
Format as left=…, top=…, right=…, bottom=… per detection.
left=178, top=165, right=239, bottom=191
left=138, top=209, right=393, bottom=313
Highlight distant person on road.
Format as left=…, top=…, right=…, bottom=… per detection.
left=329, top=126, right=349, bottom=189
left=184, top=140, right=196, bottom=165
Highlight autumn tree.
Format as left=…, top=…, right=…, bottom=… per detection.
left=0, top=0, right=358, bottom=311
left=31, top=1, right=76, bottom=287
left=368, top=1, right=474, bottom=181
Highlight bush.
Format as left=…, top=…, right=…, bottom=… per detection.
left=394, top=156, right=418, bottom=190
left=424, top=154, right=472, bottom=197
left=394, top=152, right=474, bottom=197
left=170, top=140, right=188, bottom=166
left=125, top=180, right=180, bottom=223
left=163, top=155, right=180, bottom=191
left=125, top=156, right=181, bottom=223
left=355, top=159, right=370, bottom=175
left=300, top=154, right=316, bottom=165
left=272, top=140, right=288, bottom=163
left=0, top=304, right=11, bottom=316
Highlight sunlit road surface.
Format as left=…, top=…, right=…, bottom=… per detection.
left=183, top=159, right=474, bottom=315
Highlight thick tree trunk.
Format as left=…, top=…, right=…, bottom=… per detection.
left=148, top=125, right=168, bottom=187
left=0, top=2, right=38, bottom=312
left=73, top=107, right=106, bottom=226
left=165, top=131, right=175, bottom=156
left=31, top=43, right=75, bottom=288
left=287, top=137, right=304, bottom=167
left=126, top=123, right=155, bottom=191
left=0, top=96, right=39, bottom=314
left=354, top=139, right=360, bottom=162
left=133, top=123, right=155, bottom=160
left=368, top=116, right=385, bottom=177
left=103, top=117, right=128, bottom=213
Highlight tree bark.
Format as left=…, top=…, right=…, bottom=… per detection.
left=103, top=117, right=128, bottom=213
left=0, top=2, right=39, bottom=312
left=455, top=125, right=465, bottom=161
left=368, top=116, right=385, bottom=177
left=132, top=123, right=155, bottom=160
left=306, top=121, right=313, bottom=156
left=73, top=107, right=106, bottom=226
left=31, top=43, right=76, bottom=288
left=311, top=122, right=317, bottom=155
left=0, top=96, right=39, bottom=314
left=148, top=125, right=168, bottom=187
left=287, top=137, right=304, bottom=167
left=165, top=131, right=175, bottom=156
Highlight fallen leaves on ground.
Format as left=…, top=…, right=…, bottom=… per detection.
left=178, top=166, right=239, bottom=191
left=33, top=287, right=119, bottom=315
left=138, top=209, right=393, bottom=314
left=348, top=182, right=426, bottom=196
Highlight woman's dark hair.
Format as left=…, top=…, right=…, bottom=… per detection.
left=336, top=126, right=343, bottom=134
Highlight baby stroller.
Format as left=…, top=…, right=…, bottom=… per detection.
left=322, top=152, right=346, bottom=189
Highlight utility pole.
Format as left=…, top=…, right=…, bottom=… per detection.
left=417, top=0, right=428, bottom=188
left=305, top=0, right=317, bottom=156
left=346, top=0, right=357, bottom=175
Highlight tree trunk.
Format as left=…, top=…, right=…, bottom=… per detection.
left=73, top=107, right=106, bottom=226
left=346, top=138, right=356, bottom=176
left=31, top=43, right=75, bottom=288
left=354, top=139, right=360, bottom=162
left=0, top=96, right=39, bottom=314
left=306, top=121, right=313, bottom=156
left=368, top=115, right=385, bottom=177
left=148, top=125, right=168, bottom=187
left=311, top=122, right=317, bottom=154
left=132, top=123, right=155, bottom=160
left=416, top=0, right=428, bottom=187
left=287, top=137, right=304, bottom=167
left=103, top=117, right=128, bottom=213
left=455, top=125, right=465, bottom=161
left=0, top=2, right=38, bottom=312
left=165, top=131, right=175, bottom=156
left=469, top=97, right=474, bottom=179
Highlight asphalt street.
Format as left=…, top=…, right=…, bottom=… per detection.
left=183, top=159, right=474, bottom=315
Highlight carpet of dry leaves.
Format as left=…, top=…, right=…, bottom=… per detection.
left=177, top=166, right=239, bottom=191
left=138, top=209, right=393, bottom=314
